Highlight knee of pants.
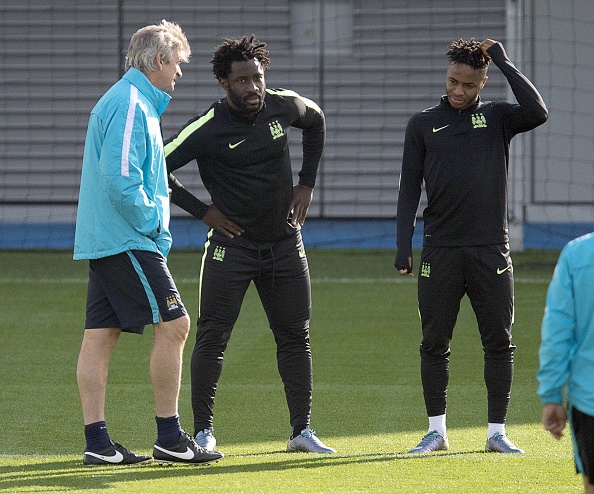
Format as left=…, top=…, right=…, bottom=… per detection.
left=195, top=320, right=233, bottom=351
left=483, top=344, right=516, bottom=360
left=420, top=338, right=451, bottom=359
left=276, top=336, right=311, bottom=357
left=420, top=314, right=455, bottom=358
left=481, top=329, right=515, bottom=355
left=271, top=322, right=310, bottom=345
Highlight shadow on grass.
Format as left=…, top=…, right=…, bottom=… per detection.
left=0, top=449, right=492, bottom=492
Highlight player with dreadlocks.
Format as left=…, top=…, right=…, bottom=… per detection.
left=164, top=35, right=335, bottom=454
left=395, top=38, right=548, bottom=454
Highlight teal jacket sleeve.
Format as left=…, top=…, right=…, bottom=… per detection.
left=537, top=249, right=575, bottom=404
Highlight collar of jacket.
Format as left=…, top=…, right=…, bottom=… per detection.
left=439, top=94, right=482, bottom=113
left=123, top=67, right=172, bottom=117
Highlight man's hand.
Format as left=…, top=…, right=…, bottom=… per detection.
left=398, top=256, right=415, bottom=277
left=541, top=403, right=567, bottom=440
left=480, top=39, right=497, bottom=54
left=289, top=184, right=314, bottom=227
left=202, top=203, right=245, bottom=238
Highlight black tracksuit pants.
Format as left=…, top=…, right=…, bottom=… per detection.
left=191, top=229, right=312, bottom=433
left=417, top=244, right=516, bottom=424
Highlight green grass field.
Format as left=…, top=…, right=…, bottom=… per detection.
left=0, top=248, right=581, bottom=493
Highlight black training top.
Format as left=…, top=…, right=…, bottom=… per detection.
left=165, top=88, right=325, bottom=242
left=395, top=42, right=548, bottom=271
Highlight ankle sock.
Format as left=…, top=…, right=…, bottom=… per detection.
left=487, top=423, right=505, bottom=438
left=84, top=421, right=111, bottom=452
left=156, top=415, right=182, bottom=448
left=428, top=414, right=447, bottom=436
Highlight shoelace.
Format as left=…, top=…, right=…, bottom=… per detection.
left=112, top=442, right=131, bottom=454
left=180, top=430, right=199, bottom=446
left=418, top=431, right=441, bottom=446
left=300, top=429, right=316, bottom=439
left=491, top=432, right=513, bottom=445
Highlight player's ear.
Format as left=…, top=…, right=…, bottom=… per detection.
left=481, top=74, right=488, bottom=89
left=220, top=78, right=229, bottom=91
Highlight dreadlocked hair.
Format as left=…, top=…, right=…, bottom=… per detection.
left=211, top=34, right=270, bottom=81
left=447, top=38, right=491, bottom=69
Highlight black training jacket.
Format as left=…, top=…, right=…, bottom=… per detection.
left=395, top=42, right=548, bottom=271
left=165, top=88, right=325, bottom=242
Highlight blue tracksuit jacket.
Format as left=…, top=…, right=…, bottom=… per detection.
left=74, top=67, right=172, bottom=260
left=537, top=232, right=594, bottom=416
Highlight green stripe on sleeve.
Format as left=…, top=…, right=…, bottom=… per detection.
left=164, top=107, right=215, bottom=157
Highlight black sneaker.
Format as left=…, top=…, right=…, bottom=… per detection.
left=83, top=442, right=152, bottom=466
left=153, top=430, right=224, bottom=465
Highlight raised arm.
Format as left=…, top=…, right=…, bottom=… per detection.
left=483, top=39, right=548, bottom=130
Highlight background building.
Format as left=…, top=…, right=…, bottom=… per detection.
left=1, top=0, right=592, bottom=249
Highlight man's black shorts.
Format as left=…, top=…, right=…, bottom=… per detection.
left=85, top=250, right=187, bottom=334
left=570, top=404, right=594, bottom=483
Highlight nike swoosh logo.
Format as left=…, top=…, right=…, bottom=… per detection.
left=85, top=450, right=124, bottom=463
left=153, top=444, right=195, bottom=460
left=432, top=125, right=449, bottom=133
left=228, top=139, right=246, bottom=149
left=497, top=265, right=511, bottom=275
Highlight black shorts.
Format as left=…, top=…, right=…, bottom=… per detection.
left=570, top=404, right=594, bottom=483
left=85, top=250, right=187, bottom=334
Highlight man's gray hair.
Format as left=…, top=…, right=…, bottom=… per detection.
left=125, top=19, right=190, bottom=73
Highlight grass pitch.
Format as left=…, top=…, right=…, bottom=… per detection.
left=0, top=248, right=580, bottom=493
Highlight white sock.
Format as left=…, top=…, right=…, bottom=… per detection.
left=487, top=423, right=505, bottom=438
left=428, top=415, right=447, bottom=436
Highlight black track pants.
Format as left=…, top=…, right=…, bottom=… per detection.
left=191, top=229, right=312, bottom=432
left=417, top=244, right=516, bottom=423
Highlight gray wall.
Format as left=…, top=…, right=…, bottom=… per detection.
left=2, top=0, right=590, bottom=229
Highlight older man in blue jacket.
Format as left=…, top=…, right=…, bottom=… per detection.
left=538, top=232, right=594, bottom=494
left=74, top=20, right=222, bottom=466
